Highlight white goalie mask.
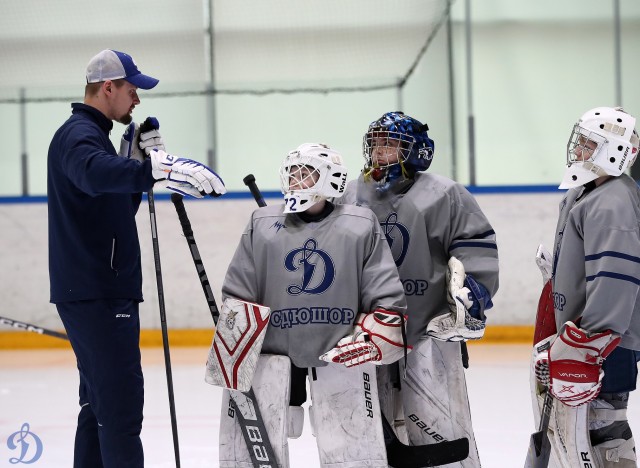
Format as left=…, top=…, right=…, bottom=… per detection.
left=279, top=143, right=348, bottom=214
left=560, top=107, right=639, bottom=189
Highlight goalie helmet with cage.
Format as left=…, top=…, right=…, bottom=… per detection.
left=363, top=111, right=435, bottom=192
left=560, top=106, right=640, bottom=189
left=279, top=143, right=348, bottom=214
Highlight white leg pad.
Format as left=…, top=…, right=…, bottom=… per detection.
left=219, top=354, right=292, bottom=468
left=309, top=363, right=388, bottom=467
left=377, top=363, right=409, bottom=445
left=548, top=402, right=597, bottom=468
left=288, top=406, right=304, bottom=439
left=400, top=337, right=480, bottom=467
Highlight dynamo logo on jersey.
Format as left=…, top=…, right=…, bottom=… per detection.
left=380, top=212, right=410, bottom=267
left=284, top=238, right=335, bottom=295
left=6, top=422, right=43, bottom=464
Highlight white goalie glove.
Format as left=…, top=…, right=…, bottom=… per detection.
left=150, top=149, right=226, bottom=198
left=319, top=309, right=408, bottom=367
left=426, top=256, right=486, bottom=342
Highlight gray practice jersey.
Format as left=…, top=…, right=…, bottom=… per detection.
left=222, top=203, right=407, bottom=368
left=338, top=172, right=499, bottom=346
left=552, top=175, right=640, bottom=350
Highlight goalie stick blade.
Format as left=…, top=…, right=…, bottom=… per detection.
left=524, top=430, right=551, bottom=468
left=382, top=413, right=469, bottom=467
left=524, top=387, right=553, bottom=468
left=386, top=436, right=469, bottom=468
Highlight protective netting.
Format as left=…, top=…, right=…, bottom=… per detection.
left=0, top=0, right=451, bottom=101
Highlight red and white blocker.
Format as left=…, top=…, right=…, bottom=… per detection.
left=205, top=297, right=271, bottom=392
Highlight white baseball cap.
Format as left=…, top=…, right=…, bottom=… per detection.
left=86, top=49, right=159, bottom=90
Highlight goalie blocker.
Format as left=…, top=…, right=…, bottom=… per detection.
left=205, top=297, right=271, bottom=392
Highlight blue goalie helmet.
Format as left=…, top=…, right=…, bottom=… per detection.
left=362, top=111, right=435, bottom=191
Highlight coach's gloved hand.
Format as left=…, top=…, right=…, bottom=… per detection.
left=138, top=117, right=165, bottom=156
left=150, top=149, right=226, bottom=198
left=119, top=122, right=145, bottom=162
left=119, top=117, right=165, bottom=163
left=426, top=257, right=488, bottom=341
left=319, top=310, right=409, bottom=367
left=548, top=321, right=620, bottom=407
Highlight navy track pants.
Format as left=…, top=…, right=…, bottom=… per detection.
left=57, top=299, right=144, bottom=468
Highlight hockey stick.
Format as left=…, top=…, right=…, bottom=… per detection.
left=242, top=174, right=266, bottom=207
left=141, top=118, right=181, bottom=468
left=0, top=315, right=68, bottom=340
left=242, top=173, right=471, bottom=467
left=382, top=415, right=469, bottom=468
left=525, top=387, right=553, bottom=467
left=170, top=193, right=278, bottom=468
left=524, top=246, right=556, bottom=468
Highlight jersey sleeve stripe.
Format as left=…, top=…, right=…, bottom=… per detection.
left=449, top=241, right=498, bottom=252
left=585, top=251, right=640, bottom=264
left=470, top=229, right=496, bottom=239
left=586, top=271, right=640, bottom=286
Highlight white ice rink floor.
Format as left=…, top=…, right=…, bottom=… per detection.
left=2, top=344, right=640, bottom=467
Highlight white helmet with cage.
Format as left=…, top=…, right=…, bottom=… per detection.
left=560, top=107, right=639, bottom=189
left=279, top=143, right=348, bottom=214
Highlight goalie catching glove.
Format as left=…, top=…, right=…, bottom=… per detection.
left=319, top=309, right=409, bottom=367
left=426, top=256, right=491, bottom=342
left=535, top=321, right=620, bottom=407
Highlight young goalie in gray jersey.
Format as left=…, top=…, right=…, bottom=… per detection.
left=219, top=143, right=408, bottom=468
left=531, top=107, right=640, bottom=467
left=336, top=111, right=499, bottom=467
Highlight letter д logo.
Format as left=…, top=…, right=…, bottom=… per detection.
left=7, top=422, right=43, bottom=464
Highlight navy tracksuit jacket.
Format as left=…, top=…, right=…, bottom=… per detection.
left=48, top=103, right=156, bottom=467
